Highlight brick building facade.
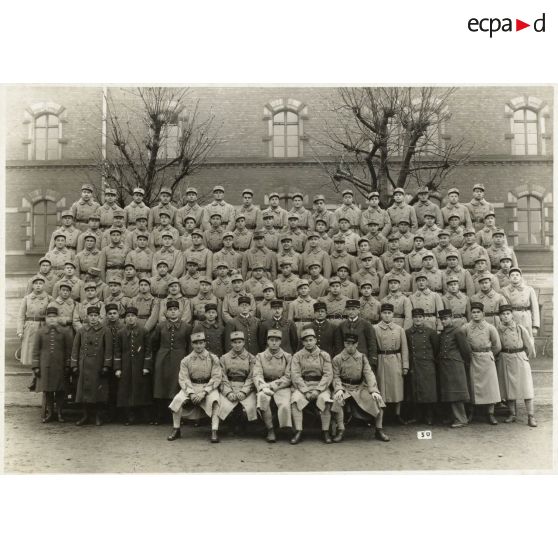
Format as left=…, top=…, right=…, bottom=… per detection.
left=3, top=86, right=554, bottom=344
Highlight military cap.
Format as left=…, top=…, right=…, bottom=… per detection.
left=413, top=233, right=425, bottom=241
left=345, top=299, right=360, bottom=309
left=212, top=185, right=225, bottom=193
left=359, top=279, right=373, bottom=288
left=109, top=227, right=123, bottom=235
left=88, top=212, right=101, bottom=221
left=31, top=275, right=46, bottom=284
left=125, top=306, right=139, bottom=316
left=138, top=278, right=151, bottom=286
left=107, top=277, right=122, bottom=285
left=307, top=230, right=320, bottom=239
left=268, top=192, right=279, bottom=199
left=300, top=328, right=316, bottom=339
left=422, top=253, right=434, bottom=260
left=368, top=220, right=380, bottom=227
left=215, top=261, right=230, bottom=269
left=313, top=194, right=325, bottom=202
left=191, top=228, right=204, bottom=237
left=509, top=267, right=522, bottom=275
left=263, top=283, right=276, bottom=291
left=234, top=214, right=246, bottom=222
left=392, top=252, right=406, bottom=261
left=209, top=211, right=222, bottom=219
left=191, top=332, right=205, bottom=342
left=483, top=212, right=496, bottom=220
left=230, top=273, right=244, bottom=282
left=387, top=277, right=401, bottom=284
left=474, top=256, right=488, bottom=264
left=135, top=214, right=148, bottom=221
left=333, top=237, right=346, bottom=243
left=199, top=276, right=212, bottom=284
left=270, top=299, right=284, bottom=308
left=156, top=260, right=169, bottom=267
left=133, top=187, right=145, bottom=195
left=159, top=186, right=172, bottom=195
left=161, top=231, right=174, bottom=239
left=136, top=232, right=149, bottom=240
left=343, top=333, right=359, bottom=343
left=438, top=229, right=450, bottom=237
left=83, top=281, right=97, bottom=290
left=86, top=306, right=101, bottom=315
left=280, top=235, right=293, bottom=243
left=472, top=183, right=485, bottom=191
left=58, top=281, right=73, bottom=291
left=499, top=255, right=513, bottom=262
left=81, top=184, right=93, bottom=192
left=499, top=304, right=513, bottom=314
left=387, top=234, right=399, bottom=241
left=253, top=230, right=265, bottom=239
left=358, top=237, right=370, bottom=246
left=64, top=260, right=76, bottom=269
left=230, top=331, right=245, bottom=341
left=492, top=228, right=506, bottom=236
left=183, top=216, right=196, bottom=223
left=470, top=301, right=484, bottom=311
left=438, top=309, right=452, bottom=318
left=292, top=192, right=304, bottom=200
left=446, top=277, right=459, bottom=284
left=39, top=257, right=52, bottom=265
left=287, top=214, right=299, bottom=222
left=341, top=189, right=354, bottom=196
left=159, top=209, right=172, bottom=219
left=83, top=233, right=97, bottom=241
left=411, top=308, right=425, bottom=317
left=242, top=188, right=254, bottom=196
left=393, top=187, right=405, bottom=195
left=417, top=186, right=430, bottom=194
left=104, top=187, right=117, bottom=195
left=297, top=279, right=309, bottom=289
left=446, top=254, right=459, bottom=260
left=167, top=278, right=180, bottom=286
left=313, top=301, right=327, bottom=312
left=308, top=261, right=322, bottom=269
left=447, top=188, right=460, bottom=196
left=267, top=329, right=282, bottom=339
left=398, top=218, right=411, bottom=225
left=380, top=303, right=394, bottom=312
left=415, top=272, right=428, bottom=280
left=185, top=187, right=198, bottom=194
left=337, top=263, right=350, bottom=271
left=46, top=306, right=59, bottom=316
left=368, top=191, right=380, bottom=198
left=448, top=213, right=461, bottom=220
left=166, top=300, right=180, bottom=309
left=337, top=216, right=350, bottom=223
left=53, top=232, right=67, bottom=241
left=463, top=228, right=476, bottom=236
left=423, top=211, right=436, bottom=219
left=252, top=263, right=265, bottom=270
left=328, top=276, right=341, bottom=285
left=205, top=303, right=218, bottom=312
left=124, top=263, right=136, bottom=269
left=315, top=218, right=328, bottom=225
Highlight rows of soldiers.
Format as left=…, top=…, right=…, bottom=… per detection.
left=20, top=182, right=540, bottom=443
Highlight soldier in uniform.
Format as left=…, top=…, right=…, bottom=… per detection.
left=104, top=302, right=123, bottom=422
left=460, top=228, right=489, bottom=271
left=124, top=187, right=150, bottom=230
left=70, top=184, right=100, bottom=232
left=332, top=216, right=360, bottom=255
left=45, top=233, right=75, bottom=279
left=17, top=275, right=53, bottom=366
left=314, top=218, right=334, bottom=253
left=101, top=209, right=130, bottom=249
left=191, top=278, right=221, bottom=323
left=244, top=264, right=270, bottom=302
left=214, top=231, right=242, bottom=275
left=333, top=189, right=361, bottom=233
left=414, top=186, right=443, bottom=228
left=471, top=257, right=500, bottom=293
left=392, top=219, right=415, bottom=254
left=334, top=299, right=378, bottom=362
left=437, top=308, right=471, bottom=427
left=129, top=278, right=159, bottom=332
left=360, top=191, right=391, bottom=237
left=289, top=328, right=334, bottom=444
left=178, top=260, right=202, bottom=299
left=203, top=212, right=225, bottom=253
left=27, top=257, right=57, bottom=295
left=306, top=263, right=330, bottom=300
left=486, top=229, right=517, bottom=272
left=300, top=231, right=332, bottom=278
left=71, top=306, right=113, bottom=426
left=407, top=234, right=435, bottom=274
left=441, top=254, right=474, bottom=297
left=201, top=185, right=236, bottom=231
left=471, top=273, right=508, bottom=327
left=217, top=331, right=258, bottom=431
left=476, top=212, right=503, bottom=248
left=231, top=215, right=253, bottom=253
left=441, top=188, right=473, bottom=229
left=75, top=234, right=102, bottom=279
left=121, top=264, right=139, bottom=299
left=411, top=254, right=444, bottom=294
left=496, top=305, right=537, bottom=427
left=150, top=300, right=192, bottom=423
left=47, top=281, right=76, bottom=334
left=148, top=186, right=177, bottom=230
left=359, top=280, right=381, bottom=324
left=212, top=262, right=232, bottom=300
left=125, top=232, right=154, bottom=279
left=330, top=238, right=359, bottom=276
left=409, top=273, right=444, bottom=332
left=98, top=227, right=129, bottom=283
left=72, top=282, right=105, bottom=331
left=387, top=187, right=418, bottom=231
left=311, top=194, right=335, bottom=233
left=331, top=332, right=389, bottom=442
left=318, top=276, right=347, bottom=327
left=287, top=279, right=316, bottom=337
left=150, top=210, right=181, bottom=251
left=432, top=229, right=462, bottom=270
left=381, top=277, right=413, bottom=330
left=159, top=278, right=193, bottom=324
left=193, top=303, right=226, bottom=357
left=150, top=260, right=177, bottom=300
left=52, top=261, right=82, bottom=301
left=417, top=212, right=442, bottom=250
left=104, top=277, right=130, bottom=318
left=31, top=307, right=73, bottom=423
left=288, top=192, right=313, bottom=231
left=128, top=215, right=152, bottom=250
left=98, top=186, right=123, bottom=230
left=381, top=235, right=404, bottom=274
left=112, top=306, right=153, bottom=425
left=336, top=264, right=359, bottom=299
left=379, top=253, right=412, bottom=299
left=152, top=231, right=184, bottom=278
left=225, top=295, right=260, bottom=355
left=241, top=230, right=277, bottom=280
left=441, top=277, right=470, bottom=329
left=405, top=308, right=439, bottom=425
left=236, top=188, right=261, bottom=231
left=76, top=212, right=103, bottom=252
left=462, top=301, right=502, bottom=424
left=258, top=299, right=298, bottom=354
left=259, top=215, right=281, bottom=251
left=365, top=220, right=389, bottom=257
left=255, top=283, right=276, bottom=321
left=495, top=255, right=513, bottom=290
left=253, top=329, right=293, bottom=442
left=167, top=331, right=222, bottom=442
left=222, top=273, right=256, bottom=323
left=465, top=183, right=495, bottom=231
left=175, top=186, right=203, bottom=233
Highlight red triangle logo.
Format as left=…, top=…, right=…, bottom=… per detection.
left=516, top=19, right=530, bottom=31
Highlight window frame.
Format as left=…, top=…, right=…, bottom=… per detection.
left=263, top=98, right=308, bottom=158
left=33, top=113, right=61, bottom=161
left=31, top=199, right=59, bottom=250
left=505, top=96, right=551, bottom=157
left=23, top=102, right=66, bottom=161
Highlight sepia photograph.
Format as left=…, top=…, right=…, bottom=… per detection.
left=2, top=84, right=553, bottom=473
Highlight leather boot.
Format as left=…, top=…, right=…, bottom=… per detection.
left=167, top=428, right=181, bottom=441
left=290, top=430, right=302, bottom=445
left=76, top=409, right=89, bottom=426
left=266, top=428, right=276, bottom=443
left=322, top=430, right=333, bottom=444
left=487, top=414, right=498, bottom=425
left=211, top=430, right=220, bottom=443
left=55, top=394, right=65, bottom=422
left=528, top=415, right=538, bottom=428
left=333, top=429, right=345, bottom=443
left=504, top=414, right=517, bottom=424
left=396, top=414, right=407, bottom=426
left=375, top=428, right=390, bottom=442
left=95, top=412, right=104, bottom=426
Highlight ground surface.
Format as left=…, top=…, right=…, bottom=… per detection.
left=3, top=369, right=553, bottom=473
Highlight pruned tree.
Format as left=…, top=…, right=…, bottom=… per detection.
left=312, top=87, right=473, bottom=206
left=96, top=87, right=221, bottom=207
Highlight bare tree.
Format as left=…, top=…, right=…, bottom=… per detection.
left=97, top=87, right=221, bottom=207
left=312, top=87, right=473, bottom=206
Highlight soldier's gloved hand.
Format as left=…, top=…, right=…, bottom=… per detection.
left=227, top=393, right=237, bottom=402
left=115, top=370, right=122, bottom=378
left=306, top=390, right=318, bottom=401
left=402, top=368, right=409, bottom=376
left=32, top=367, right=41, bottom=378
left=371, top=392, right=384, bottom=404
left=190, top=393, right=202, bottom=404
left=262, top=387, right=274, bottom=397
left=334, top=390, right=344, bottom=403
left=237, top=392, right=246, bottom=401
left=142, top=369, right=150, bottom=376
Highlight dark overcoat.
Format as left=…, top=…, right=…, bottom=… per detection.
left=334, top=318, right=378, bottom=369
left=71, top=323, right=113, bottom=404
left=405, top=325, right=439, bottom=403
left=299, top=319, right=336, bottom=357
left=114, top=324, right=153, bottom=407
left=437, top=325, right=471, bottom=402
left=258, top=317, right=298, bottom=354
left=225, top=315, right=260, bottom=355
left=192, top=321, right=226, bottom=357
left=151, top=320, right=192, bottom=399
left=31, top=325, right=73, bottom=392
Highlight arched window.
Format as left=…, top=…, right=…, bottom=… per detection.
left=263, top=98, right=308, bottom=158
left=505, top=96, right=551, bottom=156
left=32, top=199, right=58, bottom=249
left=517, top=195, right=543, bottom=245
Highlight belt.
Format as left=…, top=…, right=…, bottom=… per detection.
left=472, top=348, right=492, bottom=353
left=379, top=349, right=400, bottom=355
left=393, top=313, right=405, bottom=318
left=342, top=377, right=362, bottom=385
left=302, top=372, right=322, bottom=381
left=485, top=312, right=498, bottom=317
left=106, top=264, right=124, bottom=269
left=512, top=306, right=531, bottom=312
left=293, top=318, right=311, bottom=323
left=433, top=289, right=443, bottom=293
left=501, top=347, right=527, bottom=354
left=191, top=378, right=210, bottom=384
left=156, top=294, right=167, bottom=299
left=228, top=373, right=248, bottom=381
left=26, top=317, right=45, bottom=322
left=327, top=313, right=347, bottom=320
left=423, top=313, right=436, bottom=317
left=137, top=314, right=150, bottom=319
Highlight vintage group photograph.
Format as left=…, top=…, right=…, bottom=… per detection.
left=2, top=85, right=554, bottom=473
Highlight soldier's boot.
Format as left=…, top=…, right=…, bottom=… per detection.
left=266, top=428, right=276, bottom=443
left=42, top=393, right=54, bottom=423
left=322, top=430, right=333, bottom=444
left=320, top=405, right=332, bottom=444
left=95, top=405, right=104, bottom=426
left=332, top=409, right=345, bottom=442
left=487, top=414, right=498, bottom=425
left=76, top=405, right=90, bottom=426
left=290, top=431, right=302, bottom=445
left=527, top=415, right=538, bottom=427
left=290, top=403, right=303, bottom=444
left=504, top=400, right=517, bottom=423
left=374, top=428, right=390, bottom=442
left=167, top=428, right=181, bottom=441
left=55, top=393, right=66, bottom=423
left=211, top=406, right=220, bottom=443
left=211, top=430, right=220, bottom=443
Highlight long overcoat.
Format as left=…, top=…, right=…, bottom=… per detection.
left=437, top=325, right=471, bottom=402
left=31, top=325, right=73, bottom=392
left=405, top=325, right=439, bottom=403
left=114, top=324, right=153, bottom=408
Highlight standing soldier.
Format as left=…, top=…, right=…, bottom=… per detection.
left=486, top=229, right=517, bottom=273
left=471, top=273, right=508, bottom=327
left=212, top=262, right=232, bottom=300
left=409, top=272, right=444, bottom=332
left=305, top=301, right=336, bottom=356
left=244, top=265, right=270, bottom=303
left=287, top=279, right=316, bottom=337
left=414, top=186, right=444, bottom=228
left=259, top=215, right=281, bottom=251
left=405, top=308, right=439, bottom=425
left=104, top=277, right=130, bottom=318
left=149, top=186, right=177, bottom=230
left=175, top=186, right=203, bottom=233
left=78, top=268, right=108, bottom=303
left=387, top=188, right=418, bottom=231
left=311, top=194, right=335, bottom=233
left=313, top=219, right=334, bottom=253
left=476, top=212, right=504, bottom=249
left=334, top=300, right=378, bottom=364
left=17, top=276, right=53, bottom=366
left=150, top=300, right=192, bottom=424
left=178, top=260, right=202, bottom=300
left=437, top=308, right=472, bottom=427
left=201, top=185, right=236, bottom=231
left=318, top=276, right=348, bottom=327
left=332, top=216, right=360, bottom=255
left=152, top=231, right=183, bottom=278
left=360, top=191, right=391, bottom=236
left=496, top=305, right=537, bottom=427
left=300, top=231, right=332, bottom=277
left=336, top=264, right=359, bottom=299
left=288, top=192, right=314, bottom=231
left=379, top=253, right=412, bottom=299
left=333, top=189, right=362, bottom=233
left=462, top=302, right=502, bottom=424
left=178, top=216, right=197, bottom=252
left=442, top=254, right=474, bottom=297
left=31, top=307, right=73, bottom=423
left=222, top=274, right=256, bottom=323
left=258, top=299, right=298, bottom=354
left=158, top=278, right=193, bottom=324
left=27, top=257, right=57, bottom=296
left=129, top=278, right=159, bottom=332
left=101, top=209, right=130, bottom=249
left=235, top=188, right=261, bottom=231
left=331, top=332, right=389, bottom=442
left=418, top=212, right=442, bottom=250
left=231, top=215, right=253, bottom=253
left=218, top=331, right=258, bottom=431
left=465, top=183, right=495, bottom=231
left=128, top=216, right=151, bottom=249
left=98, top=228, right=130, bottom=283
left=203, top=212, right=225, bottom=253
left=289, top=328, right=334, bottom=444
left=47, top=281, right=76, bottom=334
left=76, top=212, right=103, bottom=252
left=471, top=257, right=500, bottom=293
left=150, top=210, right=181, bottom=251
left=353, top=247, right=384, bottom=283
left=75, top=234, right=102, bottom=279
left=52, top=261, right=82, bottom=301
left=242, top=231, right=277, bottom=280
left=113, top=306, right=153, bottom=425
left=45, top=233, right=75, bottom=279
left=412, top=254, right=444, bottom=294
left=150, top=261, right=177, bottom=300
left=381, top=277, right=413, bottom=330
left=359, top=280, right=381, bottom=324
left=121, top=263, right=140, bottom=299
left=258, top=192, right=289, bottom=231
left=253, top=329, right=293, bottom=442
left=72, top=282, right=105, bottom=331
left=445, top=213, right=465, bottom=249
left=124, top=187, right=150, bottom=230
left=373, top=303, right=409, bottom=425
left=214, top=231, right=242, bottom=275
left=441, top=188, right=473, bottom=229
left=501, top=267, right=540, bottom=341
left=167, top=331, right=223, bottom=442
left=407, top=234, right=435, bottom=274
left=255, top=283, right=276, bottom=321
left=433, top=230, right=462, bottom=270
left=71, top=306, right=112, bottom=426
left=225, top=295, right=260, bottom=355
left=104, top=303, right=123, bottom=422
left=70, top=184, right=101, bottom=232
left=191, top=277, right=221, bottom=323
left=381, top=234, right=404, bottom=273
left=330, top=238, right=359, bottom=276
left=392, top=219, right=415, bottom=254
left=274, top=258, right=299, bottom=302
left=365, top=221, right=389, bottom=257
left=495, top=255, right=513, bottom=290
left=306, top=263, right=329, bottom=300
left=98, top=186, right=124, bottom=230
left=441, top=278, right=471, bottom=329
left=192, top=303, right=226, bottom=357
left=459, top=228, right=489, bottom=272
